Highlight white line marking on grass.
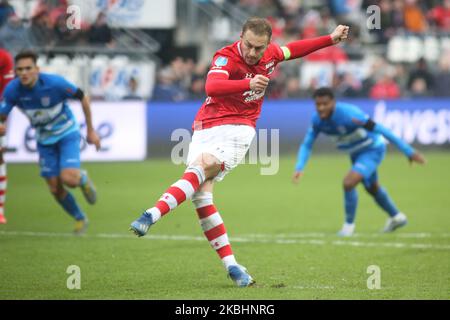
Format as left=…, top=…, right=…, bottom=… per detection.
left=245, top=233, right=327, bottom=238
left=1, top=231, right=449, bottom=250
left=291, top=285, right=335, bottom=290
left=246, top=232, right=450, bottom=239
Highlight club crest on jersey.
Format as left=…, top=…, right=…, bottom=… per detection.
left=265, top=61, right=274, bottom=69
left=214, top=56, right=228, bottom=67
left=41, top=96, right=51, bottom=107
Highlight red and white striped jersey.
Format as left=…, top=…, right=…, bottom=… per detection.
left=0, top=49, right=14, bottom=99
left=193, top=41, right=285, bottom=130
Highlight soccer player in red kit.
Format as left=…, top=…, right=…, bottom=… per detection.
left=0, top=49, right=14, bottom=224
left=130, top=17, right=349, bottom=287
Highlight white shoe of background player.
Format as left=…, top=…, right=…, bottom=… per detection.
left=337, top=222, right=355, bottom=237
left=383, top=212, right=407, bottom=233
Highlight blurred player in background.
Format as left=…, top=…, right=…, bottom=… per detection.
left=0, top=50, right=101, bottom=234
left=0, top=48, right=14, bottom=224
left=292, top=87, right=426, bottom=236
left=130, top=17, right=349, bottom=287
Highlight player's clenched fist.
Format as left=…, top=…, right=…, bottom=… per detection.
left=330, top=25, right=350, bottom=44
left=291, top=171, right=304, bottom=185
left=250, top=74, right=270, bottom=92
left=87, top=129, right=101, bottom=151
left=409, top=151, right=426, bottom=165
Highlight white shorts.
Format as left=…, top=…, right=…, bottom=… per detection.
left=186, top=124, right=256, bottom=182
left=0, top=136, right=5, bottom=149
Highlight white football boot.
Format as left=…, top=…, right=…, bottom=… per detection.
left=337, top=222, right=355, bottom=237
left=382, top=212, right=408, bottom=233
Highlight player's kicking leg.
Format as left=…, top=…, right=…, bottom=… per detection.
left=46, top=177, right=88, bottom=234
left=364, top=179, right=407, bottom=233
left=130, top=153, right=220, bottom=236
left=130, top=125, right=256, bottom=287
left=340, top=170, right=363, bottom=236
left=192, top=180, right=255, bottom=287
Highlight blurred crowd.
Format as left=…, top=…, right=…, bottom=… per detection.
left=1, top=0, right=449, bottom=100
left=152, top=0, right=450, bottom=101
left=152, top=54, right=450, bottom=101
left=231, top=0, right=450, bottom=42
left=152, top=57, right=209, bottom=102
left=0, top=0, right=114, bottom=57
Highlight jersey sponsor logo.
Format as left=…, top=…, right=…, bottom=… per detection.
left=245, top=73, right=253, bottom=79
left=214, top=56, right=228, bottom=67
left=265, top=61, right=275, bottom=69
left=243, top=89, right=265, bottom=102
left=38, top=118, right=76, bottom=143
left=333, top=128, right=368, bottom=145
left=23, top=102, right=64, bottom=126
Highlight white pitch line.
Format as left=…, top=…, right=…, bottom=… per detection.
left=244, top=232, right=450, bottom=239
left=1, top=230, right=450, bottom=251
left=291, top=285, right=335, bottom=290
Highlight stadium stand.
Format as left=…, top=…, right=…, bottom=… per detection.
left=0, top=0, right=449, bottom=100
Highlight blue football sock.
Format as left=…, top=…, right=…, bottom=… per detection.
left=344, top=189, right=358, bottom=224
left=58, top=191, right=86, bottom=221
left=79, top=170, right=88, bottom=187
left=374, top=187, right=399, bottom=217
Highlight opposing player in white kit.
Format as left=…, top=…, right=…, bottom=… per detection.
left=130, top=17, right=349, bottom=287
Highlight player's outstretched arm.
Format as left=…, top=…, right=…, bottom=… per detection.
left=79, top=94, right=101, bottom=151
left=280, top=25, right=350, bottom=61
left=293, top=127, right=318, bottom=184
left=372, top=121, right=426, bottom=165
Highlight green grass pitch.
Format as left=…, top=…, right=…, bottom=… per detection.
left=0, top=152, right=449, bottom=299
